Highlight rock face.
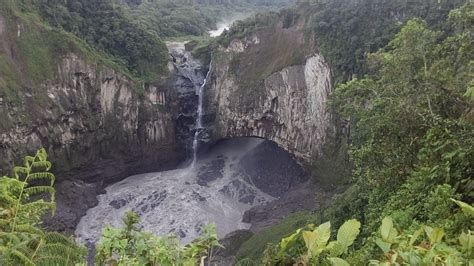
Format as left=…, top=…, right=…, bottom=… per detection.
left=167, top=41, right=209, bottom=158
left=0, top=53, right=183, bottom=232
left=205, top=20, right=334, bottom=165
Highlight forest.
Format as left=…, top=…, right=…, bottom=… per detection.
left=0, top=0, right=472, bottom=265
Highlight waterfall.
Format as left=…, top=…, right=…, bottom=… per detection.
left=191, top=60, right=212, bottom=168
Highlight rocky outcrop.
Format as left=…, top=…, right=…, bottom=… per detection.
left=205, top=20, right=334, bottom=165
left=0, top=8, right=189, bottom=230
left=0, top=52, right=184, bottom=232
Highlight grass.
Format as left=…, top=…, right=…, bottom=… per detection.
left=16, top=29, right=58, bottom=85
left=0, top=55, right=21, bottom=104
left=235, top=212, right=319, bottom=262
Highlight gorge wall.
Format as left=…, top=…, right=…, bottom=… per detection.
left=0, top=12, right=185, bottom=232
left=204, top=18, right=334, bottom=165
left=0, top=3, right=337, bottom=233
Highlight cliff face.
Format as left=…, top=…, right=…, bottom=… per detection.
left=1, top=54, right=180, bottom=179
left=205, top=20, right=334, bottom=165
left=0, top=12, right=183, bottom=232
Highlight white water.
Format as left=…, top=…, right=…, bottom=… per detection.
left=191, top=61, right=212, bottom=168
left=75, top=138, right=275, bottom=245
left=209, top=22, right=230, bottom=37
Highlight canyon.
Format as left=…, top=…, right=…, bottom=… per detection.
left=0, top=4, right=336, bottom=248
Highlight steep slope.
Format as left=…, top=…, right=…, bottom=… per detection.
left=0, top=0, right=182, bottom=232
left=203, top=0, right=465, bottom=167
left=199, top=1, right=470, bottom=262
left=206, top=15, right=334, bottom=165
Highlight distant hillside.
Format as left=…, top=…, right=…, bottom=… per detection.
left=116, top=0, right=297, bottom=37
left=32, top=0, right=168, bottom=80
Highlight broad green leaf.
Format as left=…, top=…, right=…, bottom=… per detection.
left=379, top=217, right=397, bottom=243
left=280, top=228, right=302, bottom=251
left=327, top=241, right=345, bottom=257
left=302, top=231, right=317, bottom=255
left=450, top=198, right=474, bottom=217
left=303, top=222, right=331, bottom=257
left=316, top=221, right=331, bottom=247
left=424, top=226, right=444, bottom=244
left=327, top=257, right=350, bottom=266
left=409, top=227, right=423, bottom=246
left=375, top=237, right=391, bottom=253
left=336, top=219, right=361, bottom=249
left=458, top=231, right=474, bottom=251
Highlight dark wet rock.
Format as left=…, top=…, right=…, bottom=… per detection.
left=196, top=157, right=225, bottom=186
left=134, top=190, right=168, bottom=213
left=244, top=181, right=333, bottom=232
left=219, top=180, right=260, bottom=205
left=169, top=228, right=187, bottom=238
left=43, top=180, right=102, bottom=233
left=178, top=229, right=187, bottom=238
left=239, top=141, right=309, bottom=197
left=152, top=190, right=168, bottom=202
left=109, top=199, right=128, bottom=209
left=239, top=195, right=255, bottom=204
left=242, top=208, right=268, bottom=224
left=192, top=191, right=206, bottom=202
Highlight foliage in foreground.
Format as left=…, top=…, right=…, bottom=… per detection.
left=262, top=219, right=361, bottom=265
left=0, top=149, right=223, bottom=266
left=96, top=211, right=222, bottom=266
left=260, top=200, right=473, bottom=265
left=236, top=2, right=473, bottom=264
left=0, top=149, right=86, bottom=265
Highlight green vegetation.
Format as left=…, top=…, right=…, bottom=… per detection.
left=236, top=212, right=317, bottom=261
left=0, top=149, right=86, bottom=265
left=262, top=219, right=361, bottom=265
left=118, top=0, right=296, bottom=38
left=96, top=211, right=222, bottom=265
left=259, top=205, right=473, bottom=265
left=0, top=149, right=223, bottom=265
left=235, top=2, right=473, bottom=264
left=33, top=0, right=168, bottom=80
left=301, top=0, right=467, bottom=84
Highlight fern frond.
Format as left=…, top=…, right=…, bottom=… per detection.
left=38, top=243, right=82, bottom=258
left=19, top=201, right=56, bottom=218
left=24, top=156, right=35, bottom=165
left=35, top=255, right=70, bottom=266
left=11, top=249, right=35, bottom=266
left=14, top=224, right=45, bottom=237
left=44, top=232, right=75, bottom=245
left=30, top=161, right=52, bottom=171
left=23, top=186, right=55, bottom=197
left=13, top=167, right=29, bottom=179
left=36, top=148, right=48, bottom=162
left=26, top=172, right=56, bottom=186
left=0, top=232, right=22, bottom=244
left=0, top=194, right=17, bottom=207
left=0, top=218, right=11, bottom=227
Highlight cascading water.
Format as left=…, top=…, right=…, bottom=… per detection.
left=75, top=42, right=308, bottom=248
left=191, top=61, right=212, bottom=168
left=75, top=43, right=275, bottom=246
left=75, top=138, right=275, bottom=245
